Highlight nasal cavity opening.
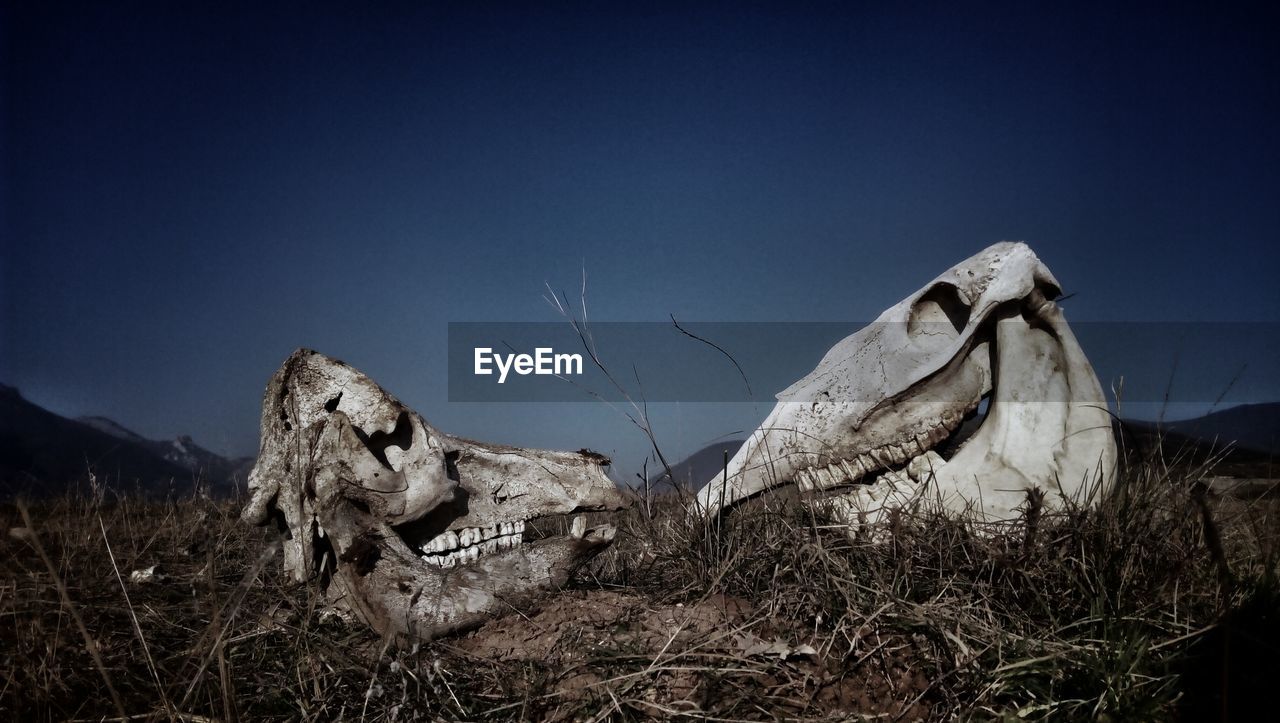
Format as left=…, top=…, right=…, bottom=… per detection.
left=353, top=411, right=414, bottom=469
left=907, top=282, right=971, bottom=338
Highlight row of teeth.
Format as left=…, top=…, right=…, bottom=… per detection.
left=795, top=405, right=975, bottom=492
left=420, top=520, right=527, bottom=554
left=418, top=516, right=591, bottom=569
left=422, top=533, right=525, bottom=568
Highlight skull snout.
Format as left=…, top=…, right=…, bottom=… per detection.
left=444, top=440, right=629, bottom=524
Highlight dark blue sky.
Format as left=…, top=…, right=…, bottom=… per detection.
left=3, top=1, right=1278, bottom=475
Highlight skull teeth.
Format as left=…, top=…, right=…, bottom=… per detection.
left=792, top=411, right=963, bottom=492
left=421, top=529, right=525, bottom=568
left=906, top=450, right=947, bottom=483
left=419, top=519, right=527, bottom=564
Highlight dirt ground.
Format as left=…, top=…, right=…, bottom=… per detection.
left=454, top=589, right=933, bottom=720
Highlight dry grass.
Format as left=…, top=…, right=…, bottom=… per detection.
left=2, top=446, right=1277, bottom=721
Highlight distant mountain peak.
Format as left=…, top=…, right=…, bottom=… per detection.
left=77, top=415, right=148, bottom=443
left=1, top=394, right=253, bottom=497
left=649, top=438, right=747, bottom=489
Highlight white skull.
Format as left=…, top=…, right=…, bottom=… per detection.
left=242, top=349, right=627, bottom=638
left=694, top=242, right=1116, bottom=527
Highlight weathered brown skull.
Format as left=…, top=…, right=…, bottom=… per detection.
left=242, top=349, right=627, bottom=638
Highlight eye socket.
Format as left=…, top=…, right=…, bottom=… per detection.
left=907, top=283, right=971, bottom=338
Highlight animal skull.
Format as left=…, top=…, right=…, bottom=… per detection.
left=694, top=242, right=1116, bottom=527
left=242, top=349, right=626, bottom=638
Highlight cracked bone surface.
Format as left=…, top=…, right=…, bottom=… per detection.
left=242, top=349, right=627, bottom=639
left=694, top=242, right=1116, bottom=527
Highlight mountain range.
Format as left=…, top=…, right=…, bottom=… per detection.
left=1138, top=403, right=1280, bottom=458
left=0, top=383, right=253, bottom=498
